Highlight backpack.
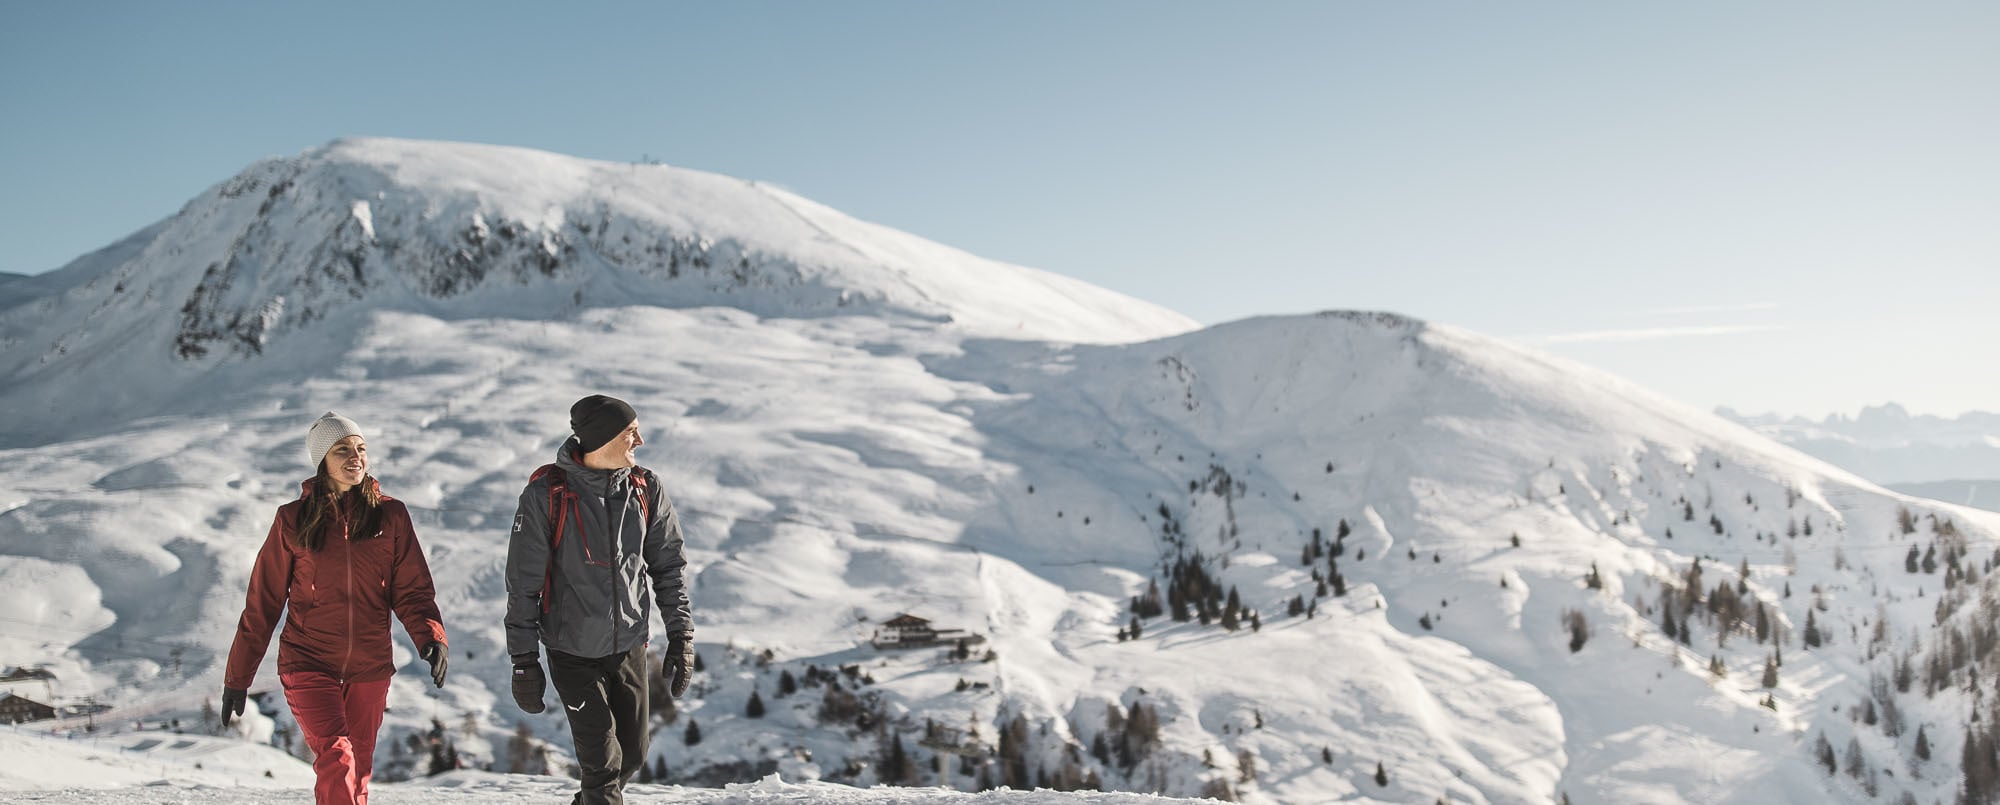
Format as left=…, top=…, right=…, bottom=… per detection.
left=529, top=464, right=653, bottom=613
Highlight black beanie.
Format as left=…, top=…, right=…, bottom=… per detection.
left=570, top=394, right=637, bottom=454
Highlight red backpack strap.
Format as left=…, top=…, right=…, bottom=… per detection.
left=528, top=464, right=571, bottom=613
left=631, top=468, right=654, bottom=525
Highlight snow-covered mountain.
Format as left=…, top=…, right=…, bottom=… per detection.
left=1720, top=405, right=2000, bottom=511
left=0, top=138, right=1195, bottom=445
left=1719, top=404, right=2000, bottom=485
left=3, top=139, right=1996, bottom=805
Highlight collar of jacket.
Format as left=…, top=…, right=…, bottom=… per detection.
left=297, top=476, right=382, bottom=499
left=554, top=438, right=632, bottom=497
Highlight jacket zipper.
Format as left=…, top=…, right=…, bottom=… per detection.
left=340, top=503, right=354, bottom=682
left=615, top=482, right=633, bottom=634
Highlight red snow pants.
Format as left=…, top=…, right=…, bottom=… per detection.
left=281, top=671, right=393, bottom=805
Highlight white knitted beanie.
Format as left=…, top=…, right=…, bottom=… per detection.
left=306, top=411, right=365, bottom=469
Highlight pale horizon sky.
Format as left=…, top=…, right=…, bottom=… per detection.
left=3, top=2, right=1994, bottom=420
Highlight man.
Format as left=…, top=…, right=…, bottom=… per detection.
left=506, top=394, right=695, bottom=804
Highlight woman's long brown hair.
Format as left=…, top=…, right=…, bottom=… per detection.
left=292, top=464, right=384, bottom=552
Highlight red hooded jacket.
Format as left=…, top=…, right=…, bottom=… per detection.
left=226, top=479, right=447, bottom=689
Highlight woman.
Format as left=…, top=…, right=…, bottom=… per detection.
left=222, top=411, right=449, bottom=805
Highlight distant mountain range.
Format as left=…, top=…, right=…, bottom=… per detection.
left=2, top=139, right=1994, bottom=804
left=1719, top=404, right=2000, bottom=510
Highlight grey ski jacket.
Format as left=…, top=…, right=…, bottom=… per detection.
left=504, top=440, right=692, bottom=660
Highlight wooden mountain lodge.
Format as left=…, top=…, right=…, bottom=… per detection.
left=0, top=692, right=57, bottom=724
left=870, top=613, right=986, bottom=650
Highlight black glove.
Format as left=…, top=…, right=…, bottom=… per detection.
left=420, top=642, right=448, bottom=688
left=511, top=653, right=546, bottom=713
left=220, top=686, right=246, bottom=727
left=665, top=631, right=695, bottom=698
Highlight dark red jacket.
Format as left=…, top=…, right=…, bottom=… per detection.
left=226, top=479, right=447, bottom=689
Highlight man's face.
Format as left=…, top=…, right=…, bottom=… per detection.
left=586, top=420, right=643, bottom=469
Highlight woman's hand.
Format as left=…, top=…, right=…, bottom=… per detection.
left=420, top=642, right=448, bottom=688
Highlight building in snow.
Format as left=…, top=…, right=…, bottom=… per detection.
left=0, top=692, right=57, bottom=724
left=870, top=613, right=986, bottom=650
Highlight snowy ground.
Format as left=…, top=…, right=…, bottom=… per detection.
left=0, top=728, right=1209, bottom=804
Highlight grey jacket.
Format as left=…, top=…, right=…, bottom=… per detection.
left=505, top=440, right=692, bottom=660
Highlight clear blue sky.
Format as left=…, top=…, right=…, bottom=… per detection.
left=3, top=2, right=1995, bottom=418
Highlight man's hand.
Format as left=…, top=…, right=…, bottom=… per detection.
left=220, top=687, right=246, bottom=727
left=420, top=642, right=448, bottom=688
left=511, top=654, right=546, bottom=713
left=664, top=631, right=695, bottom=698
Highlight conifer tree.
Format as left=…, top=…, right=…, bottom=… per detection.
left=1762, top=655, right=1779, bottom=688
left=1565, top=609, right=1589, bottom=652
left=746, top=689, right=765, bottom=718
left=883, top=733, right=916, bottom=785
left=1374, top=761, right=1388, bottom=787
left=1804, top=610, right=1822, bottom=648
left=684, top=718, right=702, bottom=746
left=507, top=722, right=539, bottom=774
left=1916, top=725, right=1930, bottom=761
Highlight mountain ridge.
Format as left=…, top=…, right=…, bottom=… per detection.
left=0, top=138, right=1195, bottom=446
left=2, top=140, right=1996, bottom=803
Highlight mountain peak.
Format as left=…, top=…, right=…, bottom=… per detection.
left=0, top=139, right=1196, bottom=441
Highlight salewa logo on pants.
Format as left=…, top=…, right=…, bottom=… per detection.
left=567, top=702, right=586, bottom=713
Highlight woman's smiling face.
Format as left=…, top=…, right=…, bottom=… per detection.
left=323, top=435, right=367, bottom=492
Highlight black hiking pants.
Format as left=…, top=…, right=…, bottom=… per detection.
left=550, top=644, right=649, bottom=805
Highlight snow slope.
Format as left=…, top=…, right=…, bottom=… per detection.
left=3, top=140, right=1994, bottom=805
